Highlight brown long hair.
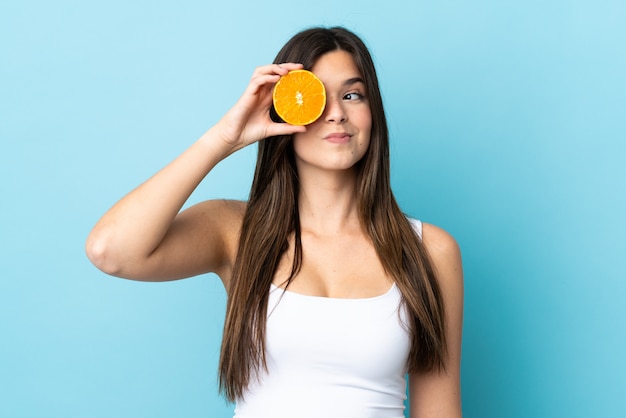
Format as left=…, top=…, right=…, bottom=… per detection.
left=219, top=26, right=447, bottom=402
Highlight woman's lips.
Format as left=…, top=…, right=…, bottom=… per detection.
left=324, top=132, right=352, bottom=144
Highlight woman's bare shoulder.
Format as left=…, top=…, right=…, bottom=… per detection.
left=190, top=198, right=247, bottom=220
left=421, top=222, right=460, bottom=255
left=421, top=222, right=463, bottom=283
left=184, top=199, right=247, bottom=248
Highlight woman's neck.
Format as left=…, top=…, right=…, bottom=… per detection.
left=297, top=168, right=361, bottom=235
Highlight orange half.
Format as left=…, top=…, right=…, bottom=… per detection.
left=272, top=69, right=326, bottom=126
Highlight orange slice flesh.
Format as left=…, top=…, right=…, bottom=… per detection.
left=272, top=69, right=326, bottom=126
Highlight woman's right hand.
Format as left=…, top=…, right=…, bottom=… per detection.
left=212, top=63, right=307, bottom=153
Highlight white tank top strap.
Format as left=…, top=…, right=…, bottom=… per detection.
left=409, top=217, right=423, bottom=239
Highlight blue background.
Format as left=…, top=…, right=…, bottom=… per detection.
left=2, top=1, right=625, bottom=417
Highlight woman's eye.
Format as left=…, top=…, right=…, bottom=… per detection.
left=343, top=92, right=363, bottom=101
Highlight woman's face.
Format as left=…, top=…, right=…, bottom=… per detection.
left=292, top=49, right=372, bottom=176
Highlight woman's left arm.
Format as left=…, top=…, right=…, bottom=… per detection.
left=409, top=223, right=464, bottom=418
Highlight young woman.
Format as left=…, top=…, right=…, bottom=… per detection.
left=86, top=27, right=463, bottom=417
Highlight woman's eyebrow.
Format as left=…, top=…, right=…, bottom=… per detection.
left=342, top=77, right=365, bottom=87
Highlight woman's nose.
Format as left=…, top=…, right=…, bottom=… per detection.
left=324, top=97, right=347, bottom=123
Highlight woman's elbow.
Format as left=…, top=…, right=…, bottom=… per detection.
left=85, top=230, right=124, bottom=276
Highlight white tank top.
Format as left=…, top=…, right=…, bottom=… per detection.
left=233, top=219, right=422, bottom=418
